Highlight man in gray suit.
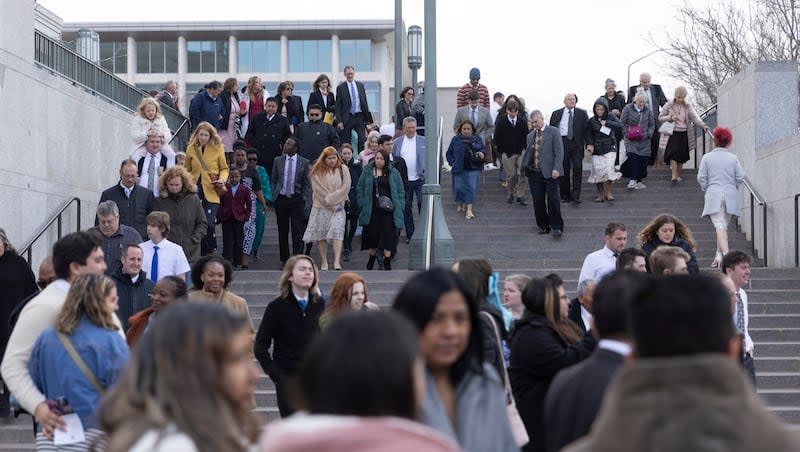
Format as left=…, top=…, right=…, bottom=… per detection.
left=523, top=110, right=565, bottom=237
left=453, top=91, right=494, bottom=166
left=271, top=137, right=312, bottom=265
left=393, top=117, right=425, bottom=242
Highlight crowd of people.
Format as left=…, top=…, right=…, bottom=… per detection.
left=0, top=61, right=782, bottom=451
left=0, top=220, right=795, bottom=450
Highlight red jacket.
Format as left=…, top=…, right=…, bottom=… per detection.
left=217, top=183, right=252, bottom=222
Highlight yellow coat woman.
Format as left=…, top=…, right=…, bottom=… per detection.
left=185, top=121, right=229, bottom=254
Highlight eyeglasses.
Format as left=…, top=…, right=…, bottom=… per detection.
left=247, top=157, right=258, bottom=162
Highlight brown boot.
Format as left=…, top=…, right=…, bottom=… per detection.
left=605, top=181, right=615, bottom=201
left=594, top=183, right=605, bottom=202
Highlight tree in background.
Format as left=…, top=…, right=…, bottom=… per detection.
left=652, top=0, right=800, bottom=109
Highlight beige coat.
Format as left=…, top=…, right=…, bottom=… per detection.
left=657, top=100, right=705, bottom=153
left=563, top=354, right=800, bottom=452
left=310, top=166, right=351, bottom=210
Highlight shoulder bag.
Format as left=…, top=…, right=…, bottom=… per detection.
left=57, top=332, right=105, bottom=394
left=480, top=312, right=530, bottom=447
left=658, top=120, right=675, bottom=135
left=192, top=146, right=227, bottom=198
left=374, top=174, right=394, bottom=213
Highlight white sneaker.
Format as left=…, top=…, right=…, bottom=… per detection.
left=484, top=163, right=498, bottom=170
left=627, top=180, right=637, bottom=189
left=634, top=182, right=647, bottom=189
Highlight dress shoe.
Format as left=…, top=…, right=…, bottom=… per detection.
left=383, top=256, right=392, bottom=271
left=516, top=197, right=528, bottom=206
left=506, top=195, right=514, bottom=204
left=537, top=228, right=551, bottom=234
left=367, top=255, right=377, bottom=270
left=552, top=229, right=563, bottom=237
left=571, top=198, right=582, bottom=205
left=343, top=250, right=351, bottom=262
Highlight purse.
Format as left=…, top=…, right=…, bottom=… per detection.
left=374, top=176, right=394, bottom=213
left=626, top=124, right=644, bottom=141
left=57, top=332, right=104, bottom=394
left=193, top=146, right=227, bottom=198
left=658, top=121, right=675, bottom=135
left=480, top=312, right=530, bottom=447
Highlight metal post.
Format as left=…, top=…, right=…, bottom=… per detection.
left=409, top=0, right=454, bottom=269
left=394, top=0, right=403, bottom=118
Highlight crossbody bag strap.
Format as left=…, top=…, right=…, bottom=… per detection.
left=193, top=146, right=213, bottom=179
left=56, top=332, right=104, bottom=394
left=479, top=311, right=515, bottom=405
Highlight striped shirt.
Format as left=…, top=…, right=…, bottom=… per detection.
left=456, top=83, right=490, bottom=108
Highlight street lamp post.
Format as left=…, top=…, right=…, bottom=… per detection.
left=394, top=0, right=403, bottom=118
left=407, top=25, right=422, bottom=89
left=626, top=48, right=669, bottom=95
left=409, top=0, right=454, bottom=269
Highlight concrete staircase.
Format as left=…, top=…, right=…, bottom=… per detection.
left=1, top=167, right=797, bottom=448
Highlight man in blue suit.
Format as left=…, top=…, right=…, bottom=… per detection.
left=392, top=117, right=425, bottom=242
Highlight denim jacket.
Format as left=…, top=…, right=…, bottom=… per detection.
left=29, top=317, right=129, bottom=430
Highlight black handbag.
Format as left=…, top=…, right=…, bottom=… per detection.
left=374, top=176, right=394, bottom=213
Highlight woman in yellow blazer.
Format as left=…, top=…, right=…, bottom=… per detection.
left=185, top=121, right=229, bottom=255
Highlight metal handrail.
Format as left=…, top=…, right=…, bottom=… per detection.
left=794, top=194, right=799, bottom=267
left=424, top=116, right=445, bottom=269
left=33, top=31, right=190, bottom=151
left=18, top=197, right=81, bottom=266
left=694, top=105, right=717, bottom=167
left=741, top=176, right=768, bottom=266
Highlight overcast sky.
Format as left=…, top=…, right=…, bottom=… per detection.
left=39, top=0, right=701, bottom=115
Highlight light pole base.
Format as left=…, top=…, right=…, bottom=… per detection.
left=408, top=183, right=454, bottom=269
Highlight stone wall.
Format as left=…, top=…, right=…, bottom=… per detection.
left=717, top=61, right=800, bottom=266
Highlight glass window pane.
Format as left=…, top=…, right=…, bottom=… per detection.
left=293, top=82, right=312, bottom=111
left=302, top=41, right=315, bottom=72
left=137, top=41, right=149, bottom=73
left=238, top=41, right=252, bottom=73
left=339, top=40, right=354, bottom=71
left=116, top=42, right=127, bottom=73
left=187, top=41, right=201, bottom=73
left=185, top=83, right=205, bottom=106
left=151, top=42, right=165, bottom=73
left=318, top=40, right=331, bottom=72
left=99, top=42, right=114, bottom=72
left=252, top=40, right=267, bottom=72
left=165, top=40, right=178, bottom=72
left=216, top=41, right=229, bottom=72
left=356, top=40, right=371, bottom=71
left=267, top=41, right=280, bottom=71
left=288, top=41, right=302, bottom=72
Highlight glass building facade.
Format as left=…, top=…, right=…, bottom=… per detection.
left=238, top=40, right=280, bottom=73
left=187, top=40, right=229, bottom=73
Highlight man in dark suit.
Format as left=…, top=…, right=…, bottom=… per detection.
left=157, top=80, right=179, bottom=112
left=544, top=271, right=640, bottom=452
left=550, top=93, right=590, bottom=204
left=246, top=97, right=293, bottom=179
left=568, top=278, right=597, bottom=333
left=523, top=110, right=565, bottom=237
left=628, top=72, right=668, bottom=165
left=271, top=137, right=312, bottom=265
left=335, top=65, right=372, bottom=152
left=98, top=159, right=157, bottom=239
left=295, top=104, right=340, bottom=164
left=494, top=100, right=530, bottom=205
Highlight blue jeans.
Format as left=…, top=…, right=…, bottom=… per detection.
left=404, top=177, right=424, bottom=239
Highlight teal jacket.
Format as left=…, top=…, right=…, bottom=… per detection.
left=356, top=162, right=405, bottom=229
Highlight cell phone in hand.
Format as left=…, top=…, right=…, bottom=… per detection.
left=47, top=397, right=74, bottom=416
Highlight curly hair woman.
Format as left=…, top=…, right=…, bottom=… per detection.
left=638, top=213, right=699, bottom=274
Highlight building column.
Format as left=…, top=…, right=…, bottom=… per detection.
left=280, top=34, right=288, bottom=81
left=228, top=34, right=237, bottom=74
left=177, top=35, right=187, bottom=112
left=126, top=36, right=136, bottom=84
left=331, top=33, right=340, bottom=84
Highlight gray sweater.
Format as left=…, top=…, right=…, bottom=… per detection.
left=421, top=363, right=519, bottom=452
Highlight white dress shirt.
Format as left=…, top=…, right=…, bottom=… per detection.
left=578, top=246, right=617, bottom=286
left=580, top=305, right=592, bottom=332
left=490, top=101, right=502, bottom=122
left=119, top=182, right=134, bottom=198
left=136, top=152, right=174, bottom=197
left=400, top=135, right=420, bottom=181
left=598, top=339, right=632, bottom=357
left=735, top=288, right=753, bottom=353
left=140, top=238, right=190, bottom=282
left=559, top=108, right=573, bottom=137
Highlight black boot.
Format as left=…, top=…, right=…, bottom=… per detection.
left=383, top=255, right=392, bottom=271
left=367, top=254, right=377, bottom=270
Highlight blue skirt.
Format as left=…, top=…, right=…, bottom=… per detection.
left=453, top=170, right=481, bottom=204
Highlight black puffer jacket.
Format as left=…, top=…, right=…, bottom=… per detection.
left=586, top=97, right=623, bottom=156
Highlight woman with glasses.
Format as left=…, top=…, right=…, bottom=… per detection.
left=276, top=81, right=305, bottom=134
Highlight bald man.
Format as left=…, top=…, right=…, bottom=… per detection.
left=37, top=256, right=56, bottom=289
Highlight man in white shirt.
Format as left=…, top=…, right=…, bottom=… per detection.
left=568, top=278, right=597, bottom=333
left=135, top=131, right=175, bottom=197
left=393, top=117, right=425, bottom=242
left=722, top=250, right=756, bottom=384
left=1, top=231, right=122, bottom=438
left=579, top=223, right=628, bottom=285
left=140, top=211, right=190, bottom=282
left=490, top=91, right=504, bottom=123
